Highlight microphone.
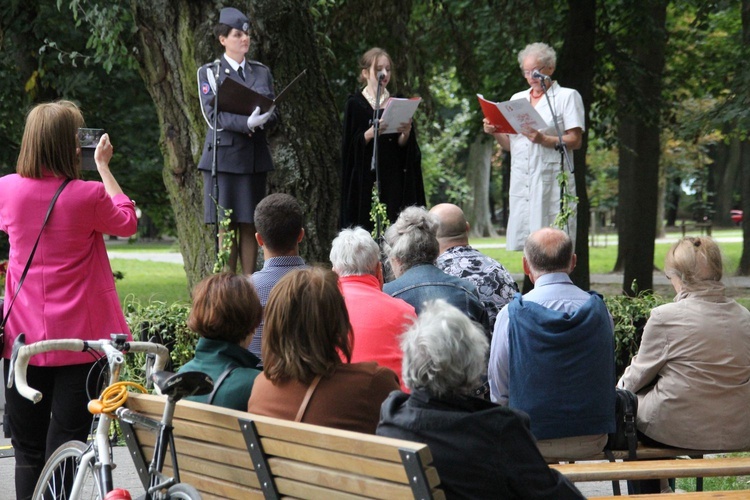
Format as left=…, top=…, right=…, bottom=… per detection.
left=531, top=70, right=551, bottom=81
left=377, top=69, right=387, bottom=81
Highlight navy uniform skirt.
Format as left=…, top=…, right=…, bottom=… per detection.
left=202, top=170, right=267, bottom=224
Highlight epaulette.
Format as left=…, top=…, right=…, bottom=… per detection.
left=246, top=60, right=269, bottom=70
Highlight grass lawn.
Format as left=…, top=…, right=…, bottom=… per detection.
left=476, top=229, right=744, bottom=275
left=111, top=258, right=190, bottom=306
left=109, top=229, right=749, bottom=308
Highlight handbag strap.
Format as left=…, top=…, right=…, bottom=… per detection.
left=1, top=178, right=71, bottom=329
left=206, top=364, right=239, bottom=405
left=294, top=374, right=323, bottom=423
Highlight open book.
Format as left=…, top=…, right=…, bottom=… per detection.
left=477, top=94, right=546, bottom=134
left=380, top=97, right=422, bottom=134
left=215, top=69, right=307, bottom=115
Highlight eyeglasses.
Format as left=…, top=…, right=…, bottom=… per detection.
left=522, top=66, right=545, bottom=77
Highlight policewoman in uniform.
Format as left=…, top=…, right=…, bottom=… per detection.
left=197, top=7, right=278, bottom=274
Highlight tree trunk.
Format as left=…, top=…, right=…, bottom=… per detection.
left=655, top=170, right=666, bottom=239
left=737, top=0, right=750, bottom=275
left=466, top=135, right=497, bottom=237
left=558, top=0, right=596, bottom=290
left=739, top=141, right=750, bottom=274
left=615, top=1, right=668, bottom=294
left=130, top=0, right=340, bottom=289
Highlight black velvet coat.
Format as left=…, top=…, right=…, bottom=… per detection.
left=340, top=92, right=425, bottom=232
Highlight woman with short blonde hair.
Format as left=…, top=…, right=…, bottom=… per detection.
left=621, top=236, right=750, bottom=492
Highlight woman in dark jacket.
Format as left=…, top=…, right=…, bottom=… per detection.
left=376, top=299, right=584, bottom=500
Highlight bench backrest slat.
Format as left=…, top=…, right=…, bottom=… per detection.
left=552, top=457, right=750, bottom=482
left=268, top=458, right=418, bottom=499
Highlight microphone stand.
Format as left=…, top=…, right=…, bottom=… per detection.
left=369, top=75, right=385, bottom=239
left=210, top=59, right=221, bottom=256
left=539, top=77, right=575, bottom=232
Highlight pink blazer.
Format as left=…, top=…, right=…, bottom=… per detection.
left=0, top=173, right=137, bottom=366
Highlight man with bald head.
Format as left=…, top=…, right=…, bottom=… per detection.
left=488, top=227, right=615, bottom=461
left=430, top=203, right=517, bottom=330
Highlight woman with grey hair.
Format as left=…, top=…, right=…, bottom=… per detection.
left=382, top=207, right=489, bottom=333
left=377, top=300, right=584, bottom=499
left=482, top=42, right=584, bottom=253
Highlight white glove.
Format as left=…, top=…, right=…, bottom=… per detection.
left=246, top=106, right=275, bottom=132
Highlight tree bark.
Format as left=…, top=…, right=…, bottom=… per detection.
left=466, top=135, right=497, bottom=237
left=558, top=0, right=596, bottom=290
left=130, top=0, right=340, bottom=289
left=737, top=0, right=750, bottom=275
left=614, top=1, right=668, bottom=294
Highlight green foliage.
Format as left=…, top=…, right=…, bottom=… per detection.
left=123, top=298, right=196, bottom=383
left=553, top=170, right=578, bottom=230
left=214, top=206, right=235, bottom=274
left=0, top=0, right=172, bottom=236
left=369, top=185, right=389, bottom=238
left=419, top=68, right=472, bottom=205
left=54, top=0, right=138, bottom=72
left=603, top=286, right=668, bottom=377
left=586, top=135, right=619, bottom=211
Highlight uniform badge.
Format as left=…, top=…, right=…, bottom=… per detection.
left=201, top=82, right=210, bottom=95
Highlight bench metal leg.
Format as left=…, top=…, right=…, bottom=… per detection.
left=120, top=420, right=153, bottom=494
left=239, top=418, right=280, bottom=500
left=399, top=448, right=433, bottom=500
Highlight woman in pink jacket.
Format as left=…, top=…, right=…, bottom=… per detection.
left=0, top=101, right=137, bottom=499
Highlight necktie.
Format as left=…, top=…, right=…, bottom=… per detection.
left=238, top=66, right=245, bottom=81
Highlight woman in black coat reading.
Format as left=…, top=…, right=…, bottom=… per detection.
left=340, top=47, right=425, bottom=233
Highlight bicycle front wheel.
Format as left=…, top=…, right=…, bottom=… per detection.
left=33, top=440, right=102, bottom=500
left=166, top=483, right=202, bottom=499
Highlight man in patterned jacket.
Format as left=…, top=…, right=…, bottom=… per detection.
left=430, top=203, right=518, bottom=331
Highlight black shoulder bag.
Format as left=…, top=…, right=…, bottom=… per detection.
left=0, top=179, right=71, bottom=351
left=603, top=387, right=639, bottom=495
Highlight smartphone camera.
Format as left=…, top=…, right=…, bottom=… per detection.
left=78, top=128, right=105, bottom=171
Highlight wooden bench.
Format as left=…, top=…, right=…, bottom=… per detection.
left=550, top=456, right=750, bottom=483
left=121, top=393, right=443, bottom=499
left=546, top=445, right=724, bottom=463
left=590, top=490, right=750, bottom=499
left=681, top=220, right=713, bottom=236
left=551, top=454, right=750, bottom=498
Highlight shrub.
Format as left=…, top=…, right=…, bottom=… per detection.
left=604, top=287, right=668, bottom=378
left=123, top=297, right=197, bottom=385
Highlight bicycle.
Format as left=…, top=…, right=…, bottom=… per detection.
left=8, top=333, right=214, bottom=499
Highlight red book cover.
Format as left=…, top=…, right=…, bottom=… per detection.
left=477, top=94, right=517, bottom=134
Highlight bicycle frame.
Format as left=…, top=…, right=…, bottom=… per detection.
left=118, top=401, right=182, bottom=495
left=8, top=333, right=170, bottom=499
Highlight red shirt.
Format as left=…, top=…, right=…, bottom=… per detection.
left=339, top=274, right=416, bottom=391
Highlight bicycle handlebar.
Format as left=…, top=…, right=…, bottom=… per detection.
left=7, top=334, right=170, bottom=403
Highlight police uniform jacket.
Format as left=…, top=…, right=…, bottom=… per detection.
left=197, top=55, right=279, bottom=174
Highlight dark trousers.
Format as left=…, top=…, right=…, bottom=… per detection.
left=628, top=432, right=676, bottom=494
left=3, top=359, right=97, bottom=500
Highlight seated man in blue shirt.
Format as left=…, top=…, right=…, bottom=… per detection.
left=488, top=227, right=615, bottom=461
left=249, top=193, right=307, bottom=362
